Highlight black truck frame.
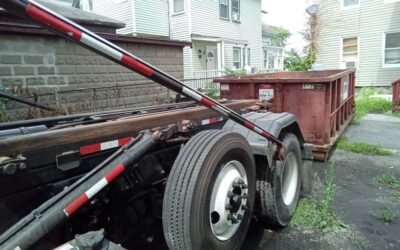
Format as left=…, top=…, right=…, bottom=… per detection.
left=0, top=1, right=312, bottom=249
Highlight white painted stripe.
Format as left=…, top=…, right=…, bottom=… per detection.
left=85, top=178, right=108, bottom=199
left=101, top=140, right=119, bottom=150
left=254, top=127, right=263, bottom=134
left=201, top=119, right=210, bottom=125
left=80, top=33, right=123, bottom=61
left=182, top=87, right=202, bottom=101
left=212, top=105, right=228, bottom=116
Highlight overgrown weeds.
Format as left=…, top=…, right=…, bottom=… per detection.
left=379, top=207, right=397, bottom=223
left=372, top=173, right=400, bottom=188
left=291, top=166, right=345, bottom=233
left=205, top=82, right=220, bottom=100
left=336, top=136, right=392, bottom=156
left=291, top=165, right=368, bottom=247
left=352, top=87, right=392, bottom=125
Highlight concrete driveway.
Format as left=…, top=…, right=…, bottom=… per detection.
left=243, top=114, right=400, bottom=250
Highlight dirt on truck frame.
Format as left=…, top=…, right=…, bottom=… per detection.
left=0, top=1, right=312, bottom=249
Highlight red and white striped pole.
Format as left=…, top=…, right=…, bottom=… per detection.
left=7, top=0, right=283, bottom=147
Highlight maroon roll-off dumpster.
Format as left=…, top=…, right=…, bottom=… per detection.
left=393, top=79, right=400, bottom=113
left=215, top=69, right=356, bottom=161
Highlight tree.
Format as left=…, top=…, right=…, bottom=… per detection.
left=271, top=27, right=291, bottom=47
left=284, top=49, right=316, bottom=72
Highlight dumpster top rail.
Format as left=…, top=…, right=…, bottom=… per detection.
left=214, top=69, right=356, bottom=84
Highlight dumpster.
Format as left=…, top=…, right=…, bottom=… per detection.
left=215, top=69, right=356, bottom=161
left=393, top=79, right=400, bottom=113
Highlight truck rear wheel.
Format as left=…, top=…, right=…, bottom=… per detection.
left=255, top=133, right=302, bottom=227
left=162, top=130, right=256, bottom=250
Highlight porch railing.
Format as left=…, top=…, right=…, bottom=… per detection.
left=185, top=70, right=225, bottom=90
left=192, top=70, right=225, bottom=79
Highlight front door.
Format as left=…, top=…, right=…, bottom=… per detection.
left=206, top=46, right=217, bottom=70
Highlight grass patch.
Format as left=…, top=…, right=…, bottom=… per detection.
left=379, top=207, right=397, bottom=223
left=291, top=167, right=345, bottom=233
left=352, top=87, right=392, bottom=125
left=372, top=173, right=400, bottom=188
left=372, top=173, right=400, bottom=198
left=389, top=190, right=400, bottom=198
left=291, top=165, right=368, bottom=247
left=336, top=136, right=392, bottom=156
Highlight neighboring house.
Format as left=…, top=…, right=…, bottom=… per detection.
left=0, top=0, right=189, bottom=121
left=262, top=24, right=284, bottom=71
left=315, top=0, right=400, bottom=86
left=80, top=0, right=263, bottom=79
left=80, top=0, right=170, bottom=37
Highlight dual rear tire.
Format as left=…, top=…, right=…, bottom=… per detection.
left=162, top=130, right=302, bottom=249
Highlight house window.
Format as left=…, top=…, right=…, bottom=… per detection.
left=384, top=32, right=400, bottom=66
left=174, top=0, right=184, bottom=13
left=343, top=0, right=359, bottom=7
left=242, top=48, right=246, bottom=66
left=342, top=37, right=358, bottom=68
left=220, top=0, right=229, bottom=20
left=231, top=0, right=240, bottom=21
left=247, top=48, right=251, bottom=65
left=233, top=47, right=241, bottom=69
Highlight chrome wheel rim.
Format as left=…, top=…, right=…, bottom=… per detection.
left=281, top=152, right=299, bottom=205
left=209, top=160, right=248, bottom=241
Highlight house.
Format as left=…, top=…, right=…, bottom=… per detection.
left=315, top=0, right=400, bottom=86
left=0, top=0, right=189, bottom=121
left=262, top=24, right=285, bottom=71
left=80, top=0, right=263, bottom=79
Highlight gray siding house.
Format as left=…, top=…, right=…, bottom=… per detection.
left=262, top=24, right=284, bottom=71
left=81, top=0, right=263, bottom=79
left=315, top=0, right=400, bottom=86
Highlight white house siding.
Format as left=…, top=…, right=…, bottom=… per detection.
left=90, top=0, right=136, bottom=35
left=316, top=0, right=400, bottom=86
left=134, top=0, right=170, bottom=37
left=190, top=0, right=262, bottom=70
left=224, top=43, right=235, bottom=69
left=169, top=0, right=192, bottom=78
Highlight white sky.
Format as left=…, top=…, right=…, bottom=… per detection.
left=262, top=0, right=310, bottom=52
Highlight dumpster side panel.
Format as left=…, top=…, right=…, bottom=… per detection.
left=214, top=69, right=356, bottom=161
left=393, top=79, right=400, bottom=113
left=275, top=83, right=327, bottom=145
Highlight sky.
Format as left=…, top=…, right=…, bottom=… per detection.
left=262, top=0, right=310, bottom=52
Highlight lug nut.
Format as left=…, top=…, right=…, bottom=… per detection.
left=227, top=214, right=238, bottom=224
left=241, top=205, right=248, bottom=210
left=232, top=182, right=240, bottom=188
left=237, top=214, right=243, bottom=220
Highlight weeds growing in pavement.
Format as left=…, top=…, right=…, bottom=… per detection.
left=352, top=87, right=392, bottom=125
left=389, top=190, right=400, bottom=198
left=379, top=207, right=397, bottom=223
left=336, top=136, right=392, bottom=156
left=291, top=164, right=368, bottom=247
left=372, top=173, right=400, bottom=188
left=291, top=166, right=345, bottom=233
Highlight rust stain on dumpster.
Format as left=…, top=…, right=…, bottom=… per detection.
left=215, top=69, right=356, bottom=161
left=393, top=79, right=400, bottom=113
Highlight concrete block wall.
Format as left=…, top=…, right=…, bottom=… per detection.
left=0, top=34, right=184, bottom=121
